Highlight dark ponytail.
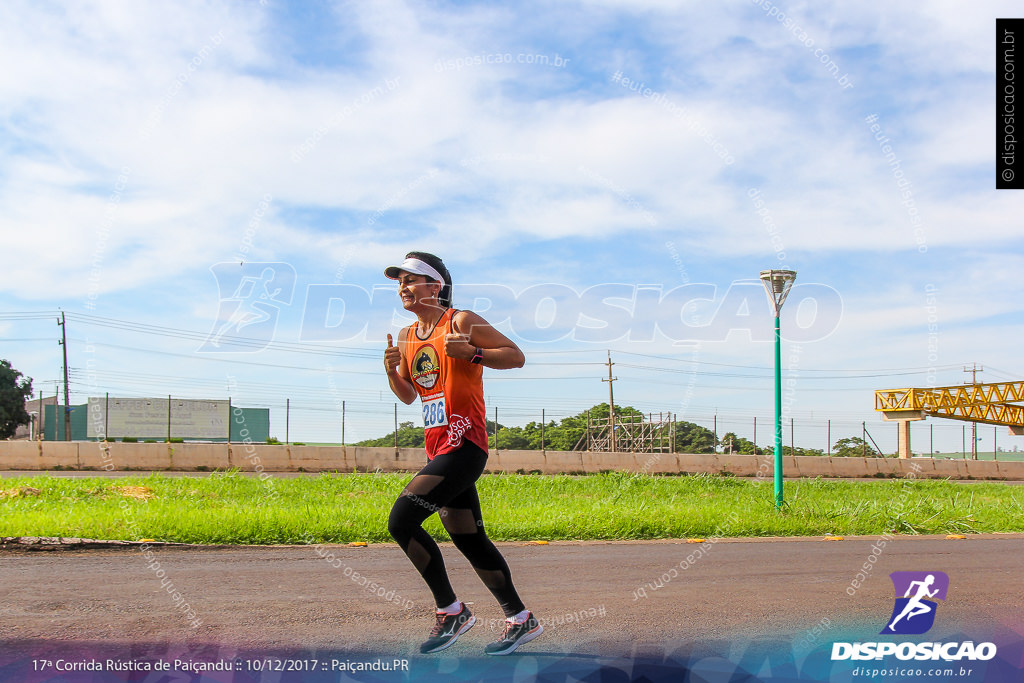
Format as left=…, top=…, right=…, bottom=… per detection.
left=406, top=251, right=452, bottom=308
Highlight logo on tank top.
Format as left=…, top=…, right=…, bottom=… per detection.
left=448, top=415, right=472, bottom=448
left=411, top=345, right=441, bottom=389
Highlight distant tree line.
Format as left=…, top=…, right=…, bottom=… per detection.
left=354, top=403, right=882, bottom=456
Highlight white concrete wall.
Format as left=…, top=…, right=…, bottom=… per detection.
left=2, top=442, right=1023, bottom=480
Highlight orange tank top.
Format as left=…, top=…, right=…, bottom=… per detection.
left=403, top=308, right=488, bottom=458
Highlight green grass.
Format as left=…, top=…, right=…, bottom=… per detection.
left=1, top=471, right=1022, bottom=545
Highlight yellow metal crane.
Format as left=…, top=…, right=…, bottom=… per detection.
left=875, top=381, right=1024, bottom=458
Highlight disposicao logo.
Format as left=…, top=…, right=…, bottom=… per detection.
left=831, top=571, right=997, bottom=662
left=882, top=571, right=949, bottom=635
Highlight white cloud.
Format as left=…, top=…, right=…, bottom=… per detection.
left=1, top=0, right=1021, bottom=446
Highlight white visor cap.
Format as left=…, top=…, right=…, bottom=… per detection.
left=384, top=257, right=445, bottom=284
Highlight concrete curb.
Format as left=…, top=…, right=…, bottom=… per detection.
left=0, top=536, right=200, bottom=551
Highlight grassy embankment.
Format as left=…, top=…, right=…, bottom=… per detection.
left=1, top=471, right=1022, bottom=545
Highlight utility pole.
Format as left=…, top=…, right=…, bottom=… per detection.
left=964, top=364, right=982, bottom=459
left=602, top=351, right=617, bottom=452
left=671, top=413, right=676, bottom=453
left=58, top=312, right=71, bottom=441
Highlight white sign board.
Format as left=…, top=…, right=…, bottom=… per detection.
left=86, top=397, right=229, bottom=440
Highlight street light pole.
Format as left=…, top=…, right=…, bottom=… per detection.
left=760, top=269, right=797, bottom=509
left=773, top=309, right=782, bottom=504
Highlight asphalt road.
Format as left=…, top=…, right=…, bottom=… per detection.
left=2, top=535, right=1023, bottom=681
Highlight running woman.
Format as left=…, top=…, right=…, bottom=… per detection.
left=383, top=251, right=543, bottom=655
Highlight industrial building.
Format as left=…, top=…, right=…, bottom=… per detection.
left=40, top=397, right=269, bottom=443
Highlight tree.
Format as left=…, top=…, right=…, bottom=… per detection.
left=673, top=420, right=716, bottom=454
left=720, top=431, right=763, bottom=455
left=355, top=421, right=426, bottom=447
left=782, top=445, right=826, bottom=457
left=832, top=437, right=881, bottom=458
left=352, top=403, right=736, bottom=454
left=0, top=360, right=34, bottom=439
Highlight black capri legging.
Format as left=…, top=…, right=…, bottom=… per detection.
left=387, top=441, right=525, bottom=617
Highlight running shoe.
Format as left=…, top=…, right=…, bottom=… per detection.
left=420, top=603, right=476, bottom=654
left=484, top=612, right=543, bottom=655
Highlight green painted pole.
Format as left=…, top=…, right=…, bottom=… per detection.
left=774, top=313, right=783, bottom=508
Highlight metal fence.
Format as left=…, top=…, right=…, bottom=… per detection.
left=26, top=391, right=1024, bottom=461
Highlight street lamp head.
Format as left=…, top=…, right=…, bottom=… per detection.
left=760, top=269, right=797, bottom=316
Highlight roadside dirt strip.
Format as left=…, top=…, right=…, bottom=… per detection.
left=1, top=535, right=1022, bottom=681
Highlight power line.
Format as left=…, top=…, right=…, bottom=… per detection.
left=615, top=362, right=943, bottom=380
left=982, top=365, right=1023, bottom=380
left=72, top=340, right=380, bottom=374
left=4, top=311, right=997, bottom=379
left=0, top=312, right=62, bottom=321
left=72, top=340, right=596, bottom=382
left=67, top=312, right=381, bottom=358
left=614, top=349, right=966, bottom=374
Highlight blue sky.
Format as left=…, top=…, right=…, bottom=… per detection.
left=2, top=0, right=1022, bottom=453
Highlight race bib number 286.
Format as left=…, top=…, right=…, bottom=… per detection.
left=422, top=394, right=448, bottom=429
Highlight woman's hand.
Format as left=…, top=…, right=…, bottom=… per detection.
left=384, top=333, right=403, bottom=374
left=444, top=331, right=475, bottom=360
left=448, top=311, right=525, bottom=369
